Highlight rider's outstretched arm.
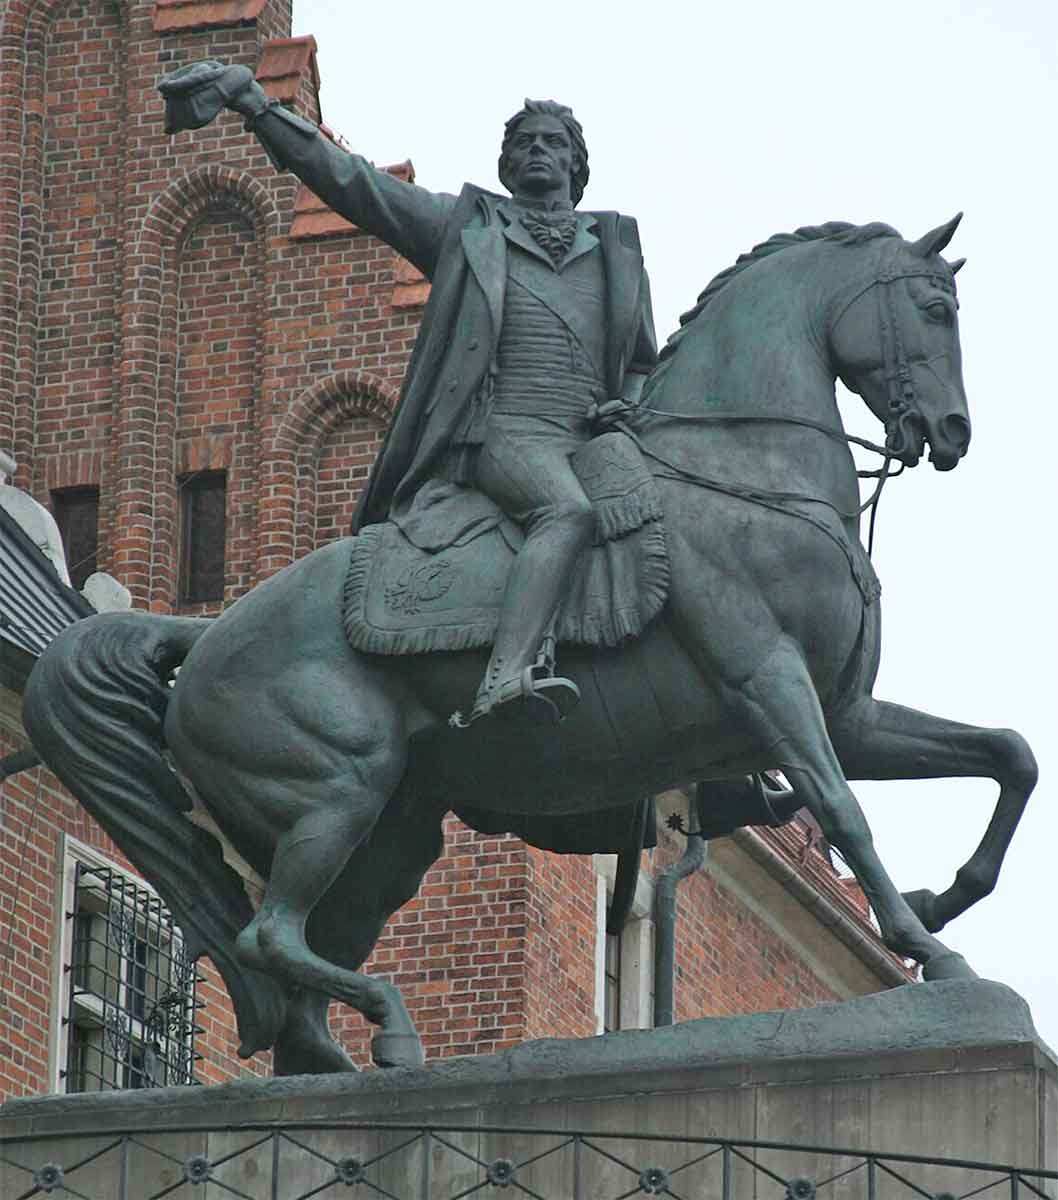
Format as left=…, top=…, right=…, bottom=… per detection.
left=204, top=68, right=455, bottom=278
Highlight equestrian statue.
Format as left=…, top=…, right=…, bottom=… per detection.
left=21, top=62, right=1038, bottom=1076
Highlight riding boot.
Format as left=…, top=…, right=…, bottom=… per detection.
left=461, top=507, right=590, bottom=725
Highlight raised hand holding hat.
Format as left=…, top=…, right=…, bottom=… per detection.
left=157, top=60, right=264, bottom=134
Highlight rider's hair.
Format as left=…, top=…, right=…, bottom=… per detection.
left=499, top=99, right=589, bottom=206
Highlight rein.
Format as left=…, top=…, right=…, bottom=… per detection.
left=627, top=409, right=903, bottom=558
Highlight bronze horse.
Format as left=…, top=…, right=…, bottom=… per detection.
left=24, top=216, right=1037, bottom=1075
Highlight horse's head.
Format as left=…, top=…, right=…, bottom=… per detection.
left=828, top=215, right=970, bottom=471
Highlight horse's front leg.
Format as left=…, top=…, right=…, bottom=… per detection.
left=702, top=634, right=973, bottom=979
left=666, top=530, right=970, bottom=979
left=829, top=699, right=1038, bottom=932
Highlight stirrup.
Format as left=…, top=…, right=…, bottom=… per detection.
left=521, top=636, right=579, bottom=721
left=450, top=652, right=580, bottom=729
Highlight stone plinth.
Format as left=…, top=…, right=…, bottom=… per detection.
left=1, top=981, right=1054, bottom=1199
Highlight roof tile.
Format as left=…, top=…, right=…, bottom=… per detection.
left=153, top=0, right=267, bottom=34
left=257, top=35, right=320, bottom=104
left=288, top=161, right=416, bottom=241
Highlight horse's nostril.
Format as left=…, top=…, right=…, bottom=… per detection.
left=940, top=414, right=971, bottom=451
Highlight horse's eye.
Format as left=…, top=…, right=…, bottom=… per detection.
left=925, top=301, right=952, bottom=323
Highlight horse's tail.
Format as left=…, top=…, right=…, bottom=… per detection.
left=22, top=612, right=288, bottom=1059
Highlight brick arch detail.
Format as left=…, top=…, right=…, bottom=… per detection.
left=136, top=163, right=280, bottom=258
left=260, top=370, right=398, bottom=572
left=0, top=0, right=79, bottom=37
left=113, top=166, right=278, bottom=610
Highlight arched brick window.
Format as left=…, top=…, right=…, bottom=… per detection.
left=264, top=370, right=397, bottom=570
left=312, top=411, right=387, bottom=550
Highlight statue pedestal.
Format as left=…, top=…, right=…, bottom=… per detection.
left=2, top=981, right=1054, bottom=1198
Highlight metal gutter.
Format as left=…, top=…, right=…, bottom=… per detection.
left=653, top=830, right=707, bottom=1026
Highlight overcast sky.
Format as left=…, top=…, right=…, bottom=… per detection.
left=291, top=1, right=1057, bottom=1047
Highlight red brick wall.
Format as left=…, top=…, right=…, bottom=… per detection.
left=0, top=739, right=62, bottom=1101
left=674, top=868, right=838, bottom=1017
left=311, top=413, right=385, bottom=548
left=663, top=831, right=840, bottom=1021
left=331, top=820, right=532, bottom=1064
left=33, top=5, right=122, bottom=484
left=524, top=850, right=599, bottom=1041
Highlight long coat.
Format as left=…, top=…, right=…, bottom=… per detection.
left=251, top=113, right=658, bottom=531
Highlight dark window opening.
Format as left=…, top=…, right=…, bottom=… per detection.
left=51, top=486, right=99, bottom=591
left=179, top=472, right=226, bottom=605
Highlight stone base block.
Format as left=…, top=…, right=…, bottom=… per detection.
left=2, top=981, right=1055, bottom=1198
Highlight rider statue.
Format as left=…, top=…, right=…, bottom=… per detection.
left=159, top=63, right=658, bottom=723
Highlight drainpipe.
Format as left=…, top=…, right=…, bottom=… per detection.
left=653, top=799, right=707, bottom=1028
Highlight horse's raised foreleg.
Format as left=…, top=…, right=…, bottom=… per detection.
left=713, top=636, right=973, bottom=979
left=829, top=699, right=1037, bottom=932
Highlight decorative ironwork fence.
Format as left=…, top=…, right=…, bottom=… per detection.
left=1, top=1124, right=1055, bottom=1200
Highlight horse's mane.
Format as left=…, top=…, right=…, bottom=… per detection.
left=653, top=221, right=900, bottom=369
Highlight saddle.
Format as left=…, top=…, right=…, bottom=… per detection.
left=342, top=432, right=669, bottom=655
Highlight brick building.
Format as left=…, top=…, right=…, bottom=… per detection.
left=0, top=0, right=909, bottom=1103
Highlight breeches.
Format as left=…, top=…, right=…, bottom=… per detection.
left=474, top=414, right=593, bottom=534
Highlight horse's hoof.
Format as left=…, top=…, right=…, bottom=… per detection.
left=922, top=950, right=978, bottom=981
left=371, top=1030, right=425, bottom=1069
left=902, top=888, right=944, bottom=933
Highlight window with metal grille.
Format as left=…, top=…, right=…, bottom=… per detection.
left=51, top=486, right=99, bottom=591
left=178, top=471, right=226, bottom=605
left=61, top=857, right=201, bottom=1093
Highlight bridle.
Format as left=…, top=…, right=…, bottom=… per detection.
left=828, top=245, right=959, bottom=466
left=629, top=247, right=959, bottom=562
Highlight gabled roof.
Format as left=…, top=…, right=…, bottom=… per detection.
left=153, top=0, right=267, bottom=33
left=257, top=35, right=320, bottom=107
left=0, top=505, right=93, bottom=694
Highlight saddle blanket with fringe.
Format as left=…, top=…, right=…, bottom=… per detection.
left=343, top=432, right=669, bottom=654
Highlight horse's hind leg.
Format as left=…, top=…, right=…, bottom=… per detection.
left=273, top=989, right=356, bottom=1076
left=273, top=792, right=448, bottom=1073
left=830, top=698, right=1038, bottom=932
left=717, top=636, right=972, bottom=979
left=234, top=738, right=420, bottom=1062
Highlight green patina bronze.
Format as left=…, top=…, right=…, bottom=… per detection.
left=20, top=68, right=1038, bottom=1077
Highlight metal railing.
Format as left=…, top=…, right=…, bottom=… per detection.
left=2, top=1123, right=1056, bottom=1200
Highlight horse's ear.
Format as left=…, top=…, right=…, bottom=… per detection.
left=910, top=212, right=963, bottom=258
left=948, top=257, right=967, bottom=275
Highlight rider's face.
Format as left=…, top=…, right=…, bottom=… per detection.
left=504, top=115, right=576, bottom=203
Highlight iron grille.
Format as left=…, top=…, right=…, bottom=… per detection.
left=63, top=862, right=202, bottom=1093
left=0, top=1123, right=1056, bottom=1200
